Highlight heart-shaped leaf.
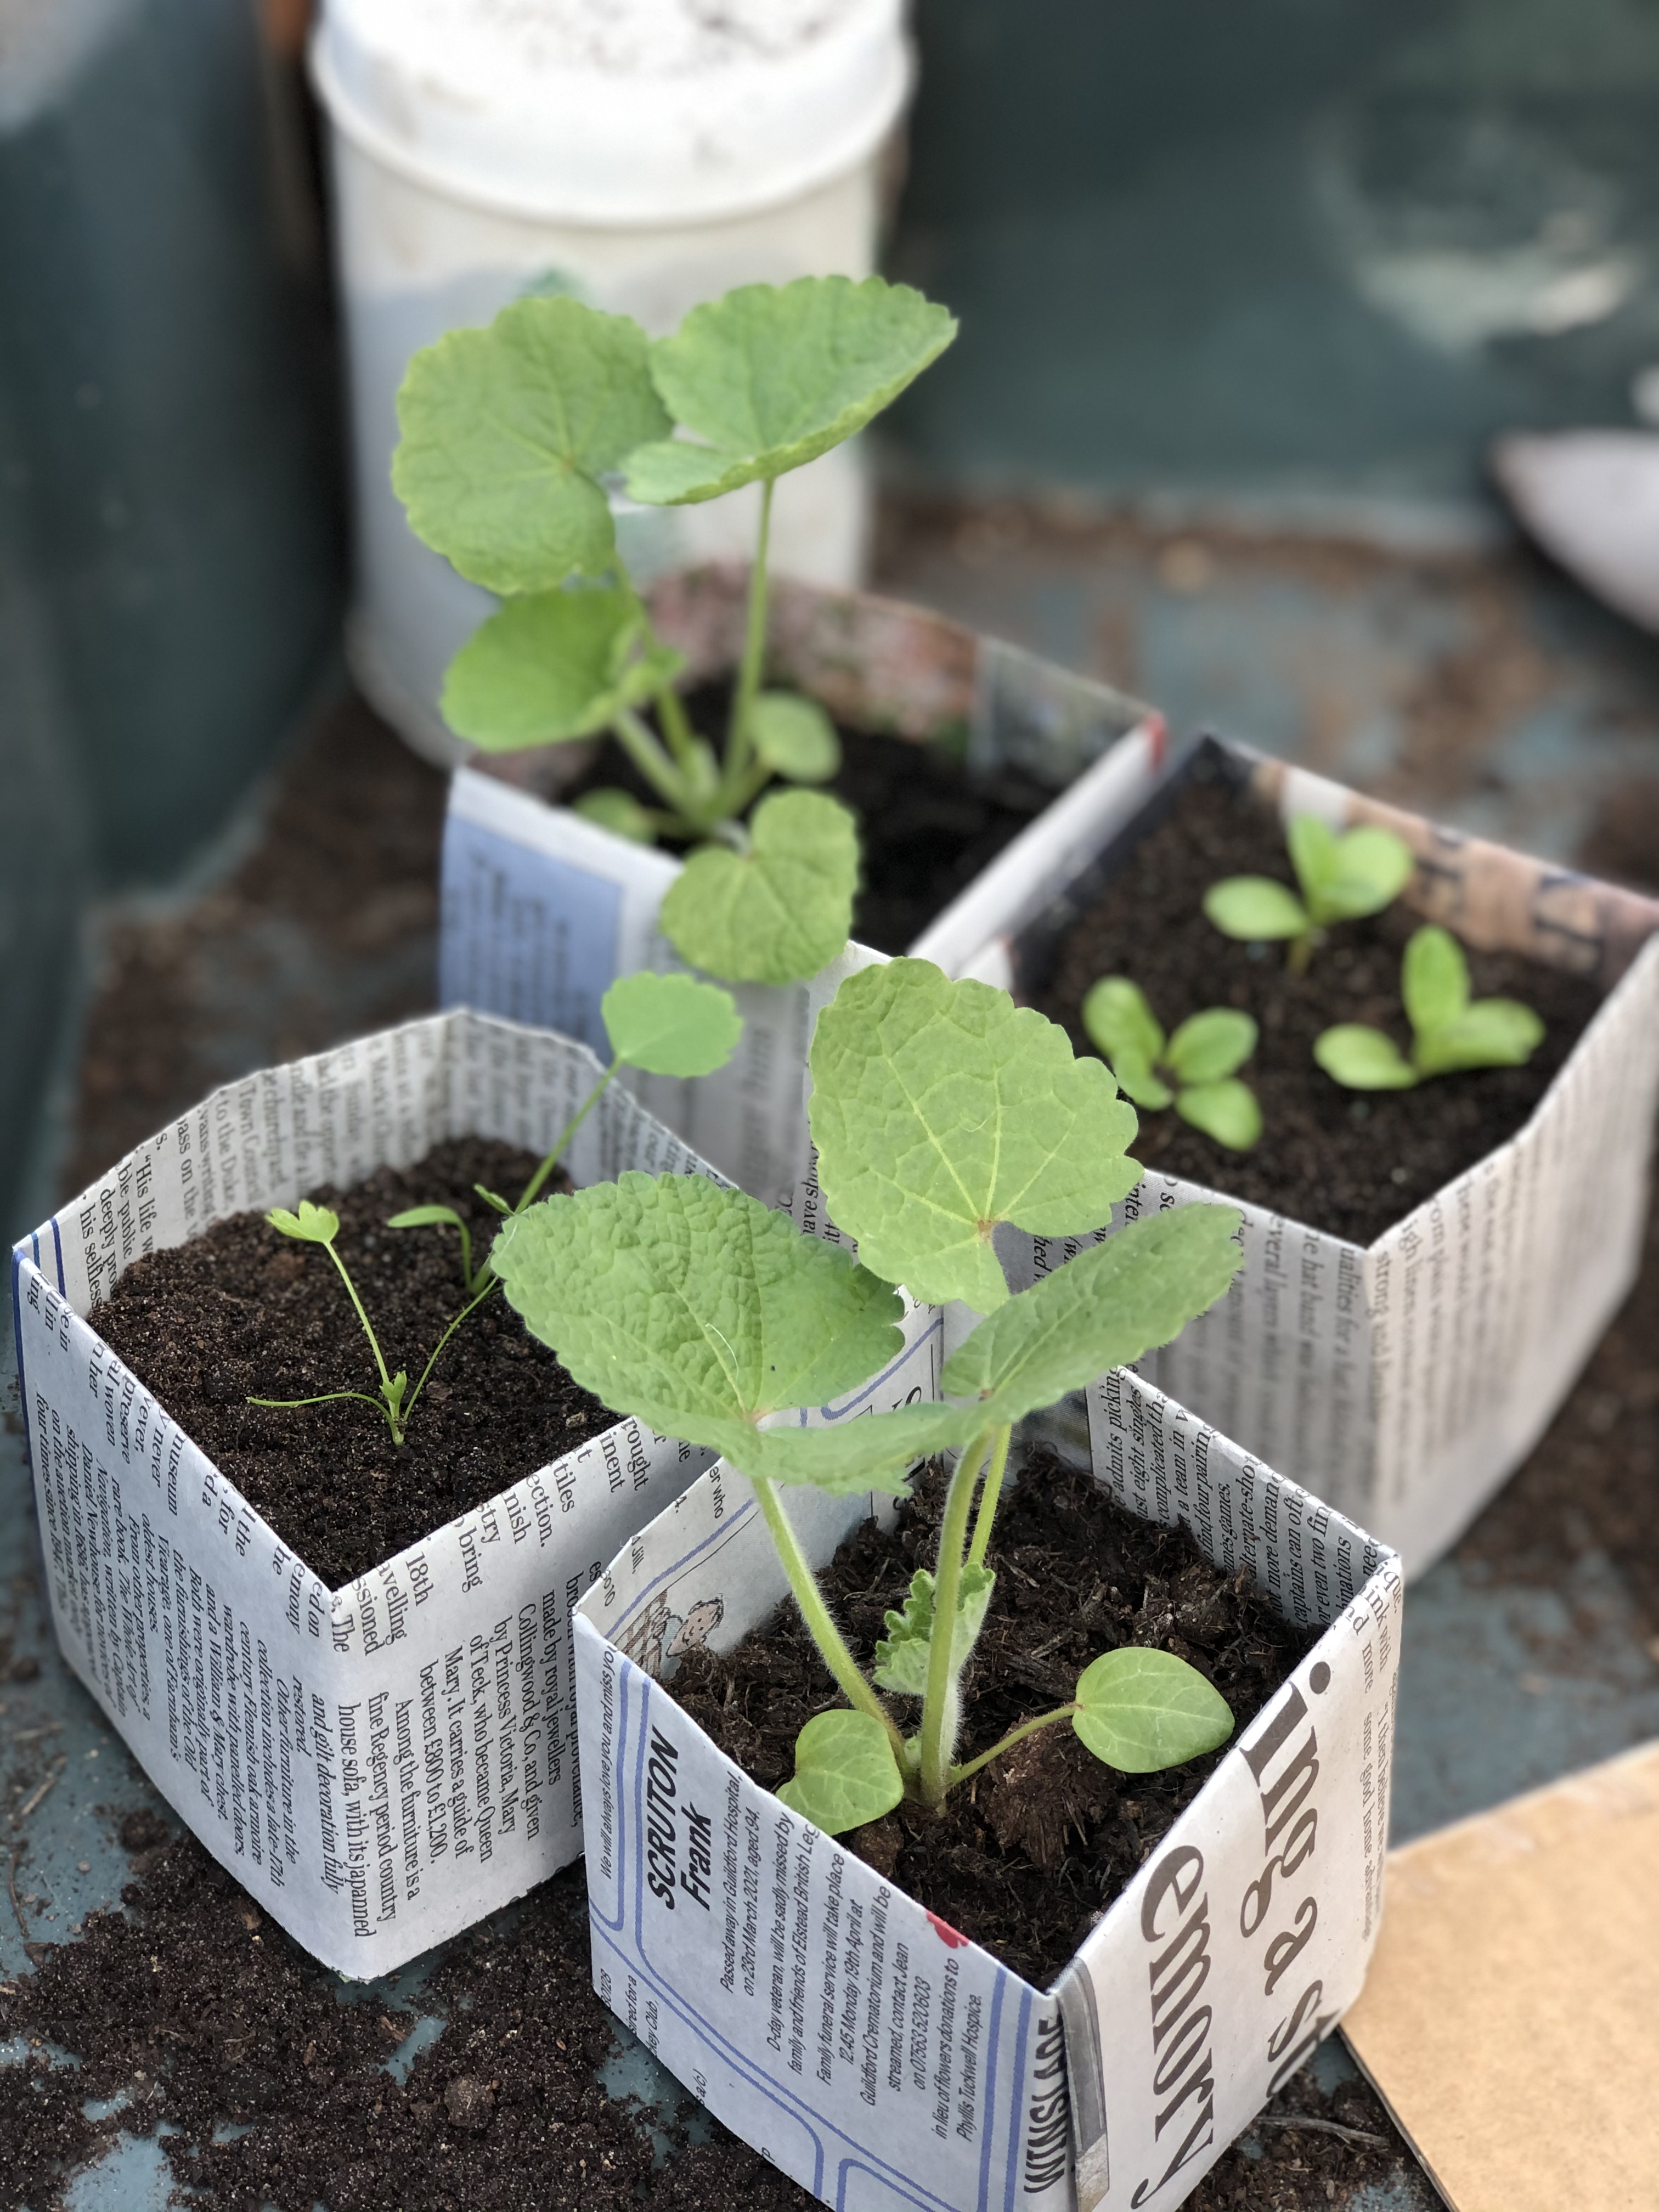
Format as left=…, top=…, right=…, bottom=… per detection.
left=1202, top=876, right=1309, bottom=943
left=1313, top=1024, right=1419, bottom=1091
left=267, top=1200, right=340, bottom=1246
left=808, top=960, right=1141, bottom=1312
left=659, top=790, right=858, bottom=985
left=873, top=1565, right=996, bottom=1697
left=602, top=972, right=742, bottom=1079
left=776, top=1710, right=905, bottom=1835
left=1081, top=977, right=1165, bottom=1068
left=393, top=297, right=670, bottom=591
left=623, top=276, right=957, bottom=505
left=442, top=588, right=681, bottom=751
left=750, top=691, right=840, bottom=784
left=1175, top=1079, right=1262, bottom=1151
left=1164, top=1008, right=1256, bottom=1086
left=1072, top=1647, right=1234, bottom=1772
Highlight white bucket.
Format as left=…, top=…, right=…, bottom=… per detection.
left=311, top=0, right=912, bottom=765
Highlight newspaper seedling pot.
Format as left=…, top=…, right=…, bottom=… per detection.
left=573, top=1368, right=1402, bottom=2212
left=916, top=731, right=1659, bottom=1577
left=13, top=1008, right=772, bottom=1976
left=441, top=565, right=1162, bottom=1199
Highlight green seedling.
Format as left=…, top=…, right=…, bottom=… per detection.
left=1204, top=812, right=1414, bottom=973
left=256, top=973, right=741, bottom=1445
left=394, top=275, right=957, bottom=986
left=1314, top=924, right=1544, bottom=1091
left=494, top=958, right=1243, bottom=1837
left=1081, top=977, right=1261, bottom=1151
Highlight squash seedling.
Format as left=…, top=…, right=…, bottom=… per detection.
left=1204, top=813, right=1414, bottom=973
left=252, top=973, right=741, bottom=1444
left=393, top=275, right=957, bottom=986
left=493, top=959, right=1244, bottom=1838
left=1081, top=976, right=1261, bottom=1150
left=1314, top=924, right=1544, bottom=1090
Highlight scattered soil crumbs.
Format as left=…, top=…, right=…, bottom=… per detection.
left=90, top=1138, right=612, bottom=1589
left=675, top=1451, right=1318, bottom=1990
left=1035, top=769, right=1603, bottom=1245
left=570, top=679, right=1055, bottom=953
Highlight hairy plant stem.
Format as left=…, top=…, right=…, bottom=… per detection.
left=611, top=707, right=698, bottom=829
left=919, top=1429, right=992, bottom=1805
left=947, top=1703, right=1077, bottom=1790
left=751, top=1474, right=905, bottom=1760
left=966, top=1424, right=1012, bottom=1572
left=719, top=477, right=775, bottom=811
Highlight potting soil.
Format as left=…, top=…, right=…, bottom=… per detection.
left=1036, top=773, right=1604, bottom=1245
left=89, top=1137, right=611, bottom=1590
left=673, top=1451, right=1318, bottom=1993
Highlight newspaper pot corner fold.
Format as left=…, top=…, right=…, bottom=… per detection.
left=438, top=564, right=1163, bottom=1200
left=10, top=1007, right=753, bottom=1977
left=573, top=1369, right=1402, bottom=2212
left=919, top=730, right=1659, bottom=1578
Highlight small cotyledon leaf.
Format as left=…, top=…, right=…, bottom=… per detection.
left=1072, top=1647, right=1234, bottom=1773
left=776, top=1711, right=904, bottom=1835
left=808, top=959, right=1142, bottom=1312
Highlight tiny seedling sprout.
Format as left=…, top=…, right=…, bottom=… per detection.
left=1204, top=812, right=1414, bottom=973
left=1314, top=924, right=1544, bottom=1091
left=1081, top=977, right=1261, bottom=1151
left=394, top=275, right=957, bottom=986
left=253, top=973, right=741, bottom=1444
left=493, top=959, right=1245, bottom=1837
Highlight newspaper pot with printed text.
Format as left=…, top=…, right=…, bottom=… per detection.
left=440, top=565, right=1163, bottom=1201
left=573, top=1371, right=1402, bottom=2212
left=910, top=731, right=1659, bottom=1578
left=9, top=1009, right=938, bottom=1976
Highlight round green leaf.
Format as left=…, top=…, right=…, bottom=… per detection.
left=1313, top=825, right=1417, bottom=924
left=442, top=588, right=682, bottom=751
left=1175, top=1079, right=1262, bottom=1152
left=1108, top=1046, right=1175, bottom=1113
left=1081, top=976, right=1165, bottom=1068
left=1202, top=876, right=1310, bottom=943
left=809, top=958, right=1142, bottom=1314
left=624, top=276, right=957, bottom=506
left=601, top=971, right=743, bottom=1079
left=1164, top=1007, right=1256, bottom=1085
left=1313, top=1024, right=1419, bottom=1091
left=750, top=691, right=841, bottom=784
left=574, top=789, right=658, bottom=845
left=1073, top=1647, right=1234, bottom=1773
left=1401, top=924, right=1469, bottom=1040
left=1415, top=999, right=1544, bottom=1077
left=393, top=297, right=670, bottom=591
left=776, top=1711, right=905, bottom=1836
left=659, top=790, right=858, bottom=986
left=267, top=1200, right=338, bottom=1245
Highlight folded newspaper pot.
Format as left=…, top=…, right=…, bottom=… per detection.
left=914, top=731, right=1659, bottom=1577
left=573, top=1369, right=1402, bottom=2212
left=439, top=564, right=1161, bottom=1200
left=11, top=1007, right=866, bottom=1976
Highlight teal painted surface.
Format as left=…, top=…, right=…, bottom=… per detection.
left=890, top=0, right=1659, bottom=512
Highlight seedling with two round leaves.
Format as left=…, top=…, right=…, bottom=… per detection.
left=253, top=973, right=742, bottom=1445
left=394, top=275, right=957, bottom=986
left=493, top=958, right=1244, bottom=1839
left=1081, top=977, right=1261, bottom=1151
left=1314, top=924, right=1544, bottom=1090
left=1204, top=813, right=1415, bottom=973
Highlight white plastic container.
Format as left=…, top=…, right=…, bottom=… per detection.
left=311, top=0, right=911, bottom=764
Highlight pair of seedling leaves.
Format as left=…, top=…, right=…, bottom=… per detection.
left=492, top=957, right=1245, bottom=1838
left=393, top=275, right=956, bottom=990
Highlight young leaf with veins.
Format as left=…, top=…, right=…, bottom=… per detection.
left=393, top=274, right=956, bottom=986
left=496, top=958, right=1243, bottom=1839
left=1204, top=812, right=1415, bottom=973
left=1081, top=977, right=1261, bottom=1152
left=1314, top=924, right=1544, bottom=1091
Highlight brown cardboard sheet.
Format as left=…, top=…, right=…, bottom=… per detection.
left=1341, top=1740, right=1659, bottom=2211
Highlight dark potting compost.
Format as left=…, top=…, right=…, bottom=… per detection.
left=674, top=1450, right=1318, bottom=1993
left=1035, top=774, right=1604, bottom=1246
left=91, top=1138, right=613, bottom=1589
left=569, top=679, right=1054, bottom=954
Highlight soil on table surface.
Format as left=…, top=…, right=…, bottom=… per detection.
left=568, top=678, right=1056, bottom=953
left=89, top=1138, right=612, bottom=1590
left=674, top=1451, right=1319, bottom=1992
left=1034, top=768, right=1605, bottom=1245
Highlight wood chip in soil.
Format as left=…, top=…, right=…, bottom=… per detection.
left=1034, top=765, right=1604, bottom=1246
left=89, top=1138, right=613, bottom=1589
left=674, top=1450, right=1319, bottom=1991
